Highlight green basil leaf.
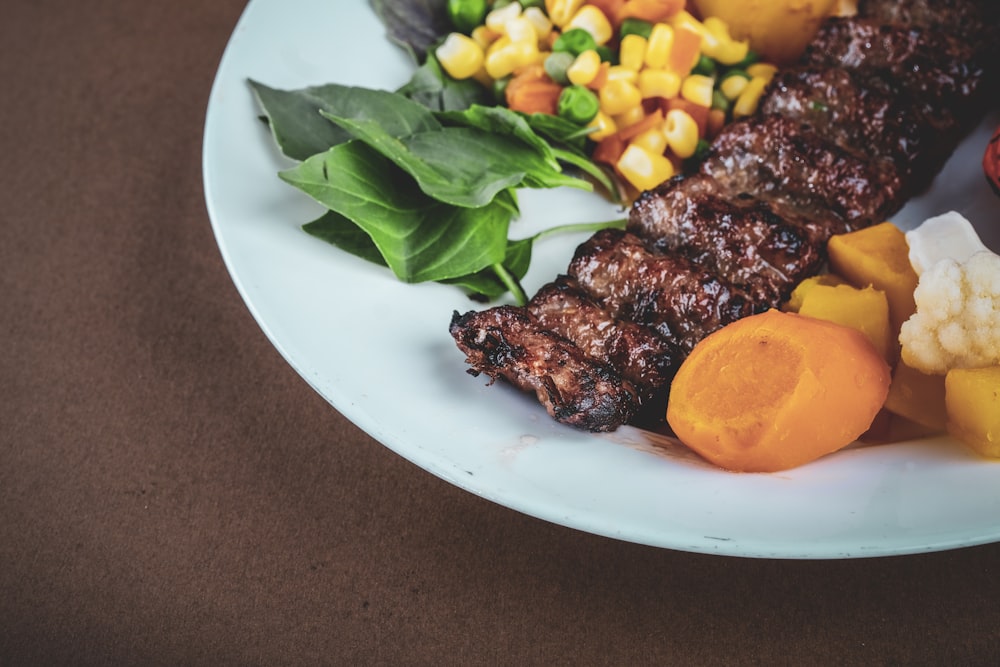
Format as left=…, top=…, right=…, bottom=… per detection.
left=442, top=237, right=533, bottom=299
left=397, top=54, right=494, bottom=112
left=436, top=104, right=562, bottom=172
left=248, top=80, right=442, bottom=161
left=302, top=211, right=387, bottom=267
left=280, top=141, right=511, bottom=282
left=324, top=114, right=589, bottom=207
left=369, top=0, right=451, bottom=63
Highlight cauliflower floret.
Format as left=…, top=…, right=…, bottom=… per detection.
left=899, top=251, right=1000, bottom=374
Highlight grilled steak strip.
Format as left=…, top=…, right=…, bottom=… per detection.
left=856, top=0, right=1000, bottom=58
left=758, top=66, right=931, bottom=190
left=699, top=114, right=906, bottom=228
left=449, top=306, right=640, bottom=432
left=527, top=275, right=681, bottom=403
left=568, top=229, right=759, bottom=354
left=628, top=173, right=827, bottom=304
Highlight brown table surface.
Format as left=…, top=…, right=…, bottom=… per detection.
left=3, top=1, right=1000, bottom=664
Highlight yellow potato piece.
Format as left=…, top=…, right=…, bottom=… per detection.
left=883, top=361, right=947, bottom=432
left=945, top=366, right=1000, bottom=458
left=827, top=222, right=918, bottom=348
left=782, top=274, right=846, bottom=313
left=796, top=283, right=892, bottom=364
left=689, top=0, right=838, bottom=65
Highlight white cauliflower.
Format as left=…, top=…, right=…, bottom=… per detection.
left=899, top=250, right=1000, bottom=374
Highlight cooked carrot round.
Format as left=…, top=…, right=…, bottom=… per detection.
left=666, top=309, right=891, bottom=472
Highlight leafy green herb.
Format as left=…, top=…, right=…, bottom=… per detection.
left=369, top=0, right=450, bottom=63
left=251, top=2, right=625, bottom=304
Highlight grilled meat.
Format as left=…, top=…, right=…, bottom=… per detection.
left=527, top=276, right=681, bottom=403
left=449, top=306, right=640, bottom=431
left=628, top=174, right=827, bottom=304
left=568, top=229, right=759, bottom=354
left=449, top=6, right=998, bottom=433
left=856, top=0, right=1000, bottom=56
left=803, top=17, right=987, bottom=123
left=759, top=66, right=930, bottom=188
left=700, top=114, right=905, bottom=227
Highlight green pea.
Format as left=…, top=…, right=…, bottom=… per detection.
left=728, top=50, right=761, bottom=70
left=691, top=54, right=717, bottom=78
left=711, top=89, right=730, bottom=113
left=595, top=45, right=618, bottom=65
left=553, top=28, right=598, bottom=57
left=558, top=85, right=600, bottom=125
left=447, top=0, right=487, bottom=34
left=619, top=17, right=653, bottom=40
left=544, top=52, right=575, bottom=86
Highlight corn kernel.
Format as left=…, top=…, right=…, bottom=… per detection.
left=680, top=74, right=715, bottom=107
left=711, top=38, right=750, bottom=66
left=599, top=79, right=642, bottom=116
left=663, top=108, right=700, bottom=159
left=638, top=69, right=681, bottom=99
left=565, top=5, right=614, bottom=45
left=719, top=74, right=748, bottom=100
left=746, top=62, right=778, bottom=81
left=631, top=126, right=669, bottom=155
left=437, top=33, right=486, bottom=81
left=546, top=0, right=586, bottom=28
left=522, top=7, right=553, bottom=40
left=485, top=44, right=523, bottom=79
left=619, top=34, right=647, bottom=71
left=614, top=105, right=647, bottom=130
left=644, top=23, right=674, bottom=70
left=733, top=75, right=769, bottom=117
left=605, top=65, right=639, bottom=84
left=617, top=144, right=676, bottom=191
left=567, top=49, right=602, bottom=86
left=486, top=2, right=521, bottom=33
left=471, top=26, right=500, bottom=50
left=587, top=110, right=618, bottom=141
left=505, top=16, right=538, bottom=44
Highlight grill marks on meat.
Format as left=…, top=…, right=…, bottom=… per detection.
left=450, top=10, right=997, bottom=432
left=449, top=307, right=640, bottom=431
left=568, top=229, right=757, bottom=354
left=700, top=114, right=905, bottom=228
left=527, top=276, right=681, bottom=404
left=629, top=174, right=826, bottom=304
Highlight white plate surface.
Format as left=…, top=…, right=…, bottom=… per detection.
left=203, top=0, right=1000, bottom=558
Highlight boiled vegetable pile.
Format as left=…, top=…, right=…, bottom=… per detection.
left=667, top=214, right=1000, bottom=472
left=436, top=0, right=778, bottom=194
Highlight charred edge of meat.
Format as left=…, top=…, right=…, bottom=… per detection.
left=627, top=174, right=826, bottom=304
left=568, top=228, right=760, bottom=355
left=803, top=17, right=987, bottom=118
left=527, top=275, right=681, bottom=405
left=700, top=114, right=906, bottom=226
left=449, top=307, right=640, bottom=432
left=856, top=0, right=1000, bottom=59
left=758, top=66, right=933, bottom=188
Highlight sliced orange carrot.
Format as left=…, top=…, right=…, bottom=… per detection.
left=587, top=0, right=628, bottom=29
left=592, top=133, right=627, bottom=166
left=617, top=0, right=686, bottom=24
left=666, top=309, right=891, bottom=472
left=706, top=107, right=726, bottom=139
left=669, top=24, right=703, bottom=75
left=505, top=65, right=563, bottom=115
left=585, top=61, right=611, bottom=92
left=617, top=108, right=663, bottom=142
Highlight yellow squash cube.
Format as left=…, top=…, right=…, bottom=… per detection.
left=827, top=222, right=918, bottom=344
left=945, top=366, right=1000, bottom=458
left=884, top=361, right=947, bottom=432
left=793, top=282, right=893, bottom=364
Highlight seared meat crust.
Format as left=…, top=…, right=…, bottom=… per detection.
left=700, top=114, right=905, bottom=227
left=568, top=229, right=758, bottom=354
left=449, top=306, right=640, bottom=432
left=527, top=276, right=680, bottom=402
left=759, top=66, right=929, bottom=188
left=856, top=0, right=999, bottom=55
left=628, top=174, right=826, bottom=304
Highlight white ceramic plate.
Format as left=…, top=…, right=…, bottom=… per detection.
left=203, top=0, right=1000, bottom=558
